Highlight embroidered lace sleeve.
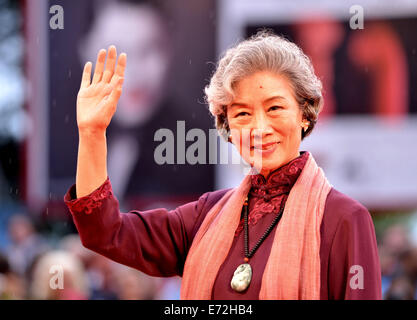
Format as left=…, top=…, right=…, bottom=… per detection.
left=64, top=177, right=113, bottom=215
left=62, top=178, right=220, bottom=277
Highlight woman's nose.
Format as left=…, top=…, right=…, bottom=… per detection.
left=252, top=111, right=273, bottom=137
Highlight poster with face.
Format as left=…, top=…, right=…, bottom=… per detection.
left=46, top=0, right=216, bottom=210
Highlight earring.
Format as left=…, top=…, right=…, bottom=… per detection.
left=302, top=121, right=310, bottom=132
left=228, top=135, right=232, bottom=143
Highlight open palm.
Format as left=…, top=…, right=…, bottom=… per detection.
left=77, top=45, right=126, bottom=133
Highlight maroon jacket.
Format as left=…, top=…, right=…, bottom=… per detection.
left=64, top=155, right=381, bottom=300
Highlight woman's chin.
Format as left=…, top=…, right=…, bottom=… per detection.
left=251, top=158, right=288, bottom=177
left=250, top=162, right=275, bottom=177
left=251, top=155, right=280, bottom=169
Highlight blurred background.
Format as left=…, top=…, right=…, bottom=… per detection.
left=0, top=0, right=416, bottom=300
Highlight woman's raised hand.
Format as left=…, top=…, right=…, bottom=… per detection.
left=77, top=45, right=126, bottom=133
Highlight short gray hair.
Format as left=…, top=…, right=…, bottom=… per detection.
left=204, top=30, right=323, bottom=141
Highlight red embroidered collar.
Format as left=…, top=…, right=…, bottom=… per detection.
left=250, top=151, right=309, bottom=199
left=234, top=151, right=309, bottom=236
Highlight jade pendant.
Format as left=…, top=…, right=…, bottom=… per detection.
left=230, top=263, right=252, bottom=292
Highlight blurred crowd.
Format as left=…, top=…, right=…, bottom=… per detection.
left=1, top=209, right=417, bottom=299
left=380, top=222, right=417, bottom=299
left=0, top=212, right=182, bottom=300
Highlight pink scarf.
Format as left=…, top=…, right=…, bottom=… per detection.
left=180, top=153, right=332, bottom=299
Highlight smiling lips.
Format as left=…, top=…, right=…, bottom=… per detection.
left=251, top=142, right=280, bottom=155
left=252, top=141, right=278, bottom=149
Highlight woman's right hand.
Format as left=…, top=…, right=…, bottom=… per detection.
left=77, top=45, right=126, bottom=133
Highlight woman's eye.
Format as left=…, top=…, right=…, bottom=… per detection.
left=268, top=106, right=282, bottom=112
left=236, top=112, right=250, bottom=117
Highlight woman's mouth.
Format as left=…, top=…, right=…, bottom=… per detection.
left=251, top=142, right=280, bottom=155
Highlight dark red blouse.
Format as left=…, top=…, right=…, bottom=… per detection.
left=64, top=152, right=381, bottom=299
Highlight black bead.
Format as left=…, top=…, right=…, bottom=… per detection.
left=244, top=198, right=284, bottom=259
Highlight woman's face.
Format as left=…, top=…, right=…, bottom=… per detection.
left=227, top=71, right=305, bottom=177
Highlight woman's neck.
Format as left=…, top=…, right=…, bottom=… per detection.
left=259, top=151, right=301, bottom=179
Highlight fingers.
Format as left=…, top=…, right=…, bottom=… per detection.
left=80, top=61, right=92, bottom=89
left=92, top=49, right=106, bottom=84
left=89, top=46, right=125, bottom=88
left=114, top=52, right=127, bottom=78
left=109, top=53, right=127, bottom=87
left=102, top=45, right=117, bottom=83
left=106, top=77, right=124, bottom=106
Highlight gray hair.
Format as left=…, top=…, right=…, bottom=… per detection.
left=204, top=30, right=323, bottom=141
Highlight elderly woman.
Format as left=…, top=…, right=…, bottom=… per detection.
left=65, top=31, right=381, bottom=300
